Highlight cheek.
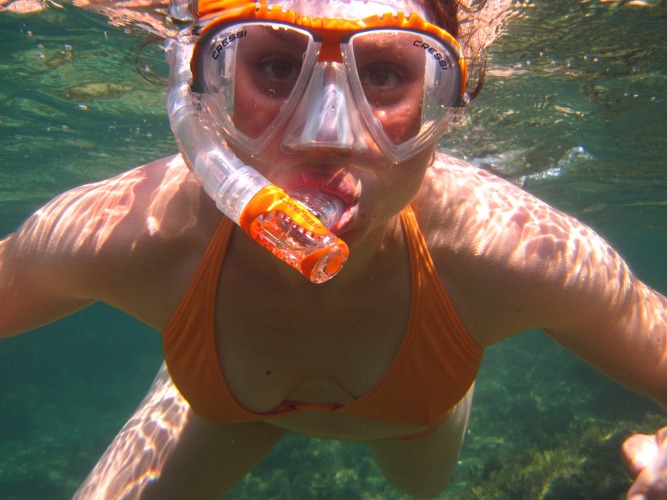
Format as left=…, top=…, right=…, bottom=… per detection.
left=371, top=86, right=424, bottom=145
left=371, top=148, right=433, bottom=209
left=396, top=148, right=432, bottom=193
left=231, top=67, right=282, bottom=139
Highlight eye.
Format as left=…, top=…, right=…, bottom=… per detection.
left=257, top=56, right=302, bottom=82
left=359, top=62, right=403, bottom=88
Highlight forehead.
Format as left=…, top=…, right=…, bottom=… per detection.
left=267, top=0, right=429, bottom=20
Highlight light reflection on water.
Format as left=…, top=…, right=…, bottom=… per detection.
left=445, top=0, right=666, bottom=222
left=0, top=4, right=172, bottom=228
left=0, top=1, right=665, bottom=498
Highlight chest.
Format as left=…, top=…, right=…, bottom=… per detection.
left=214, top=262, right=413, bottom=414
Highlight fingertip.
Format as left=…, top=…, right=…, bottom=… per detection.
left=656, top=427, right=667, bottom=445
left=623, top=436, right=659, bottom=476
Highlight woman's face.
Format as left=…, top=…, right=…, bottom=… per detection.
left=224, top=0, right=439, bottom=246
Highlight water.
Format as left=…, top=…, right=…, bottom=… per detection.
left=0, top=1, right=665, bottom=498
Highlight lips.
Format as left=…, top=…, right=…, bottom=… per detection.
left=280, top=168, right=361, bottom=233
left=288, top=169, right=360, bottom=205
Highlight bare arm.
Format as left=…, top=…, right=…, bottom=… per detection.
left=424, top=157, right=667, bottom=498
left=0, top=156, right=217, bottom=338
left=542, top=255, right=667, bottom=410
left=507, top=186, right=667, bottom=408
left=422, top=158, right=667, bottom=408
left=0, top=208, right=95, bottom=337
left=0, top=169, right=144, bottom=336
left=1, top=158, right=170, bottom=337
left=497, top=177, right=667, bottom=408
left=0, top=162, right=158, bottom=337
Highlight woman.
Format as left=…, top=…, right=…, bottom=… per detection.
left=1, top=0, right=665, bottom=498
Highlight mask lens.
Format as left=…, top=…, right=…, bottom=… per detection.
left=195, top=22, right=315, bottom=150
left=347, top=29, right=463, bottom=158
left=193, top=19, right=465, bottom=163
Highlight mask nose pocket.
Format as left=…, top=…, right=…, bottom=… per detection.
left=282, top=62, right=367, bottom=153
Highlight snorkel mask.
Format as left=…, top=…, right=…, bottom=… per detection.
left=166, top=0, right=468, bottom=283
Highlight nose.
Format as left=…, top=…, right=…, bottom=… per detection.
left=281, top=62, right=367, bottom=153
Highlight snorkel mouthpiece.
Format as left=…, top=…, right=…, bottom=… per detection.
left=240, top=186, right=348, bottom=283
left=167, top=36, right=348, bottom=283
left=288, top=187, right=345, bottom=229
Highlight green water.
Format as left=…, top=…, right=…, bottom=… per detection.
left=0, top=1, right=665, bottom=498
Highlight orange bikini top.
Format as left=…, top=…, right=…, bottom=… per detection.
left=162, top=207, right=483, bottom=427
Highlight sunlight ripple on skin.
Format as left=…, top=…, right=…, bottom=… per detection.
left=144, top=156, right=199, bottom=237
left=15, top=172, right=144, bottom=256
left=11, top=156, right=196, bottom=258
left=74, top=365, right=190, bottom=498
left=424, top=156, right=667, bottom=378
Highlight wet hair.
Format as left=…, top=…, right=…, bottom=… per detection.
left=424, top=0, right=462, bottom=38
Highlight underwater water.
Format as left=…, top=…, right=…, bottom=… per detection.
left=0, top=0, right=665, bottom=498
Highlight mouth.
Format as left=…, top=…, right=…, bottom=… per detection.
left=281, top=168, right=361, bottom=233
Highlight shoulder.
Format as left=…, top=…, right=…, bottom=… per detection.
left=7, top=155, right=220, bottom=300
left=411, top=153, right=629, bottom=345
left=32, top=155, right=213, bottom=248
left=414, top=152, right=593, bottom=270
